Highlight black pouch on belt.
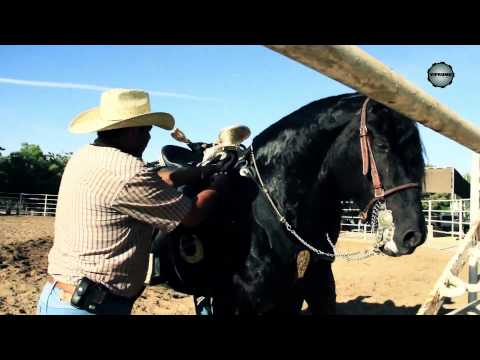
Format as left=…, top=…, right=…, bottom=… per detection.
left=70, top=277, right=108, bottom=314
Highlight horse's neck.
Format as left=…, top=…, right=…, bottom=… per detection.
left=253, top=124, right=341, bottom=230
left=303, top=179, right=343, bottom=241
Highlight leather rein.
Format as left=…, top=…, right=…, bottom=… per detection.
left=358, top=98, right=419, bottom=222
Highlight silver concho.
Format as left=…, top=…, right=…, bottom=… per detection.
left=375, top=206, right=395, bottom=249
left=377, top=209, right=393, bottom=228
left=239, top=165, right=252, bottom=177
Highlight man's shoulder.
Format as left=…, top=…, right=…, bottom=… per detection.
left=68, top=145, right=147, bottom=181
left=86, top=145, right=144, bottom=166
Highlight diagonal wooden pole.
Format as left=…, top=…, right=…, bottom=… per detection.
left=265, top=45, right=480, bottom=154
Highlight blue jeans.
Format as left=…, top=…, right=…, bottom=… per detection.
left=37, top=282, right=134, bottom=315
left=194, top=296, right=213, bottom=315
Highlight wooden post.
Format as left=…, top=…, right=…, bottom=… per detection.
left=19, top=193, right=24, bottom=215
left=417, top=221, right=479, bottom=315
left=471, top=153, right=480, bottom=227
left=468, top=153, right=480, bottom=302
left=265, top=45, right=480, bottom=153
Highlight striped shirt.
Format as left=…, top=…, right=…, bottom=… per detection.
left=48, top=144, right=192, bottom=297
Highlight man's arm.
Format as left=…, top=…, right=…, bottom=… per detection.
left=157, top=150, right=237, bottom=188
left=157, top=167, right=207, bottom=188
left=180, top=174, right=231, bottom=228
left=180, top=189, right=220, bottom=228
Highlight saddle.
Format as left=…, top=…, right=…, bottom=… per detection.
left=159, top=145, right=203, bottom=168
left=147, top=125, right=254, bottom=295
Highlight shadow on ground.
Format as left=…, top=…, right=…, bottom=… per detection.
left=335, top=296, right=421, bottom=315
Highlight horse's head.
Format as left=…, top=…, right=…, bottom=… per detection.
left=324, top=97, right=426, bottom=256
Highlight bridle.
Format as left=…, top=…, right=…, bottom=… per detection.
left=357, top=97, right=419, bottom=222
left=246, top=96, right=420, bottom=261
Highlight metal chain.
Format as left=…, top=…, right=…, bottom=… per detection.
left=249, top=144, right=386, bottom=262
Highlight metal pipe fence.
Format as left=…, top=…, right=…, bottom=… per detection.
left=0, top=192, right=58, bottom=216
left=0, top=192, right=472, bottom=239
left=340, top=198, right=470, bottom=240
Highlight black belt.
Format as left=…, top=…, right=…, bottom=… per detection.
left=47, top=275, right=144, bottom=309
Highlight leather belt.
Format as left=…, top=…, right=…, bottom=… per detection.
left=46, top=275, right=142, bottom=303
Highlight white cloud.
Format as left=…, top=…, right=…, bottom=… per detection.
left=0, top=77, right=219, bottom=102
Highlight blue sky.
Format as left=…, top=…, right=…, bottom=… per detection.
left=0, top=45, right=478, bottom=176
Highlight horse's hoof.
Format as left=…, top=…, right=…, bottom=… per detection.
left=296, top=250, right=311, bottom=279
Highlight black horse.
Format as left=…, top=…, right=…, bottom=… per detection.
left=154, top=92, right=427, bottom=315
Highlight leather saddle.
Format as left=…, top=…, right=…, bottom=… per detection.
left=148, top=142, right=250, bottom=295
left=159, top=145, right=203, bottom=168
left=148, top=145, right=214, bottom=294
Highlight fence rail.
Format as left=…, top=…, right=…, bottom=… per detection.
left=0, top=192, right=473, bottom=240
left=340, top=198, right=472, bottom=240
left=0, top=192, right=58, bottom=216
left=417, top=220, right=480, bottom=315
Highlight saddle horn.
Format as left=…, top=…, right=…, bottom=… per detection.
left=171, top=128, right=192, bottom=144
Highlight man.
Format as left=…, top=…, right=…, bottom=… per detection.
left=37, top=88, right=231, bottom=315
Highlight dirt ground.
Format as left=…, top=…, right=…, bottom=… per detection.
left=0, top=216, right=471, bottom=315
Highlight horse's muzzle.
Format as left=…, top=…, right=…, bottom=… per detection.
left=402, top=230, right=425, bottom=249
left=380, top=229, right=426, bottom=257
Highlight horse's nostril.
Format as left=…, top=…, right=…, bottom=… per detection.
left=403, top=231, right=424, bottom=248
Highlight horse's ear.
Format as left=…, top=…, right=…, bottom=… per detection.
left=320, top=109, right=356, bottom=132
left=368, top=100, right=391, bottom=118
left=320, top=95, right=386, bottom=132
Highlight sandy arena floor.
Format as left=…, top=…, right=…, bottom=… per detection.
left=0, top=216, right=471, bottom=315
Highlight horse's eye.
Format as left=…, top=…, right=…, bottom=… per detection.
left=375, top=143, right=389, bottom=151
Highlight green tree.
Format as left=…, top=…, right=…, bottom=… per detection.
left=421, top=192, right=452, bottom=211
left=0, top=143, right=71, bottom=194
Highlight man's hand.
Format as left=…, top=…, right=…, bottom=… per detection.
left=160, top=150, right=238, bottom=188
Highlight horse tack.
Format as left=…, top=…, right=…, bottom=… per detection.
left=248, top=96, right=422, bottom=261
left=250, top=142, right=385, bottom=261
left=358, top=98, right=419, bottom=222
left=296, top=250, right=311, bottom=279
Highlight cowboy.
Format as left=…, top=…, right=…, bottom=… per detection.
left=37, top=88, right=232, bottom=315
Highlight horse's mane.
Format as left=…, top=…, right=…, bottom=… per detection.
left=252, top=92, right=359, bottom=151
left=252, top=92, right=425, bottom=183
left=388, top=110, right=426, bottom=183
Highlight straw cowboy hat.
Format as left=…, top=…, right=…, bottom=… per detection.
left=69, top=88, right=175, bottom=134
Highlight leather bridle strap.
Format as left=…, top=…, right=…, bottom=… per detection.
left=358, top=97, right=419, bottom=222
left=360, top=98, right=384, bottom=198
left=358, top=183, right=420, bottom=221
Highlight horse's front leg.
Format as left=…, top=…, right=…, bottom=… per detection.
left=209, top=295, right=238, bottom=315
left=302, top=259, right=336, bottom=315
left=261, top=282, right=304, bottom=314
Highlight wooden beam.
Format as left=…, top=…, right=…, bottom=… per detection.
left=447, top=299, right=480, bottom=315
left=417, top=221, right=480, bottom=315
left=265, top=45, right=480, bottom=154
